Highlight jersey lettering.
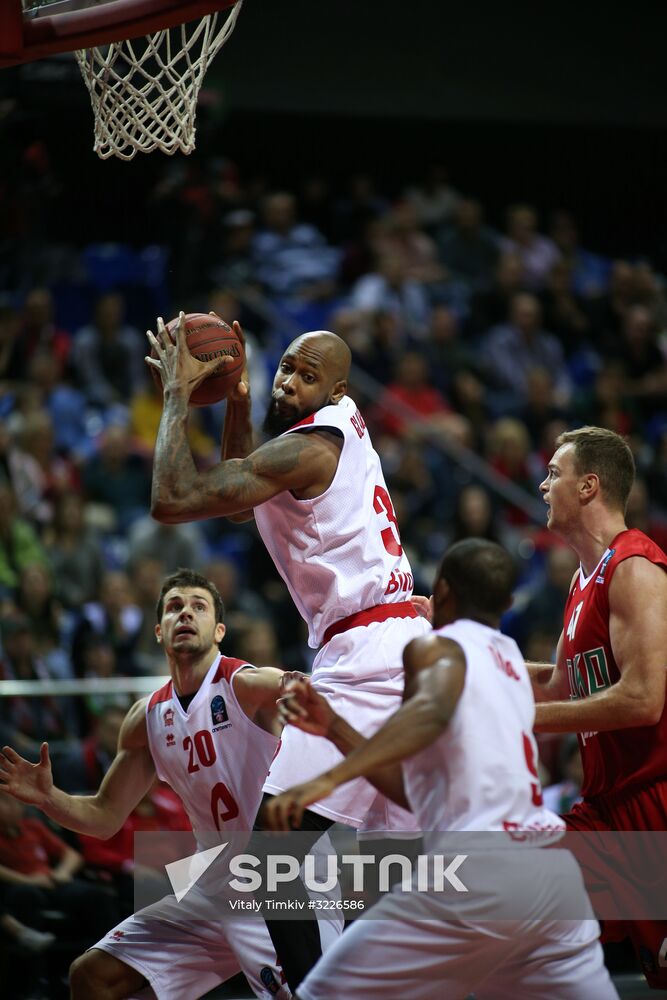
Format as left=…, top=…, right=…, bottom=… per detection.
left=210, top=781, right=240, bottom=829
left=566, top=600, right=583, bottom=640
left=522, top=731, right=544, bottom=807
left=373, top=484, right=403, bottom=556
left=567, top=647, right=611, bottom=699
left=184, top=730, right=217, bottom=773
left=384, top=569, right=413, bottom=596
left=350, top=409, right=366, bottom=439
left=489, top=643, right=521, bottom=681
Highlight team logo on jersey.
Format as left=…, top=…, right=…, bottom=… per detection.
left=110, top=930, right=125, bottom=941
left=164, top=707, right=175, bottom=727
left=166, top=733, right=176, bottom=747
left=260, top=967, right=283, bottom=995
left=211, top=695, right=229, bottom=726
left=595, top=547, right=615, bottom=584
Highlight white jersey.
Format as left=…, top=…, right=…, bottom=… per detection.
left=254, top=395, right=416, bottom=647
left=146, top=654, right=278, bottom=840
left=402, top=619, right=565, bottom=836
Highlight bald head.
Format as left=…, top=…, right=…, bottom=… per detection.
left=265, top=330, right=351, bottom=437
left=287, top=331, right=351, bottom=383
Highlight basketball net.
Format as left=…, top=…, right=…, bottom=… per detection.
left=75, top=0, right=243, bottom=161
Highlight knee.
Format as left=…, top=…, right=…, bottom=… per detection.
left=70, top=947, right=145, bottom=1000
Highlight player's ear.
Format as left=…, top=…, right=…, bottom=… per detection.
left=580, top=473, right=599, bottom=502
left=215, top=622, right=226, bottom=644
left=155, top=624, right=162, bottom=644
left=330, top=378, right=347, bottom=404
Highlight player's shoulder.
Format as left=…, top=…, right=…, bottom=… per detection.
left=613, top=528, right=667, bottom=564
left=403, top=631, right=466, bottom=671
left=120, top=697, right=149, bottom=749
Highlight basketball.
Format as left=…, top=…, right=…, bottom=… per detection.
left=151, top=312, right=244, bottom=406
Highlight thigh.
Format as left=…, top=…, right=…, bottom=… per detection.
left=72, top=947, right=150, bottom=1000
left=479, top=921, right=618, bottom=1000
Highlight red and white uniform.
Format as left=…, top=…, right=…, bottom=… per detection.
left=95, top=655, right=288, bottom=1000
left=404, top=619, right=564, bottom=837
left=298, top=620, right=617, bottom=1000
left=561, top=529, right=667, bottom=989
left=256, top=396, right=429, bottom=829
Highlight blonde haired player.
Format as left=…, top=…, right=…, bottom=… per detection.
left=267, top=540, right=618, bottom=1000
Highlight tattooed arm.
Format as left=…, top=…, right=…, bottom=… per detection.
left=152, top=402, right=338, bottom=522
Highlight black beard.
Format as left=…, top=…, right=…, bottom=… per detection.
left=262, top=398, right=302, bottom=437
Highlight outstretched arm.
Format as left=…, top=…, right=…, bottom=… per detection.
left=526, top=632, right=570, bottom=704
left=265, top=636, right=467, bottom=830
left=219, top=322, right=255, bottom=523
left=535, top=557, right=667, bottom=732
left=0, top=700, right=156, bottom=839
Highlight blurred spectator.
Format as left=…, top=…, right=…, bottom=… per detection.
left=647, top=430, right=667, bottom=510
left=332, top=173, right=389, bottom=244
left=509, top=545, right=579, bottom=651
left=573, top=361, right=637, bottom=437
left=52, top=704, right=126, bottom=795
left=236, top=619, right=284, bottom=671
left=349, top=252, right=431, bottom=341
left=252, top=191, right=340, bottom=300
left=501, top=204, right=560, bottom=290
left=127, top=516, right=206, bottom=574
left=14, top=409, right=80, bottom=524
left=70, top=570, right=142, bottom=679
left=374, top=201, right=445, bottom=285
left=448, top=484, right=505, bottom=546
left=17, top=287, right=71, bottom=373
left=0, top=481, right=48, bottom=596
left=0, top=301, right=23, bottom=382
left=542, top=735, right=584, bottom=814
left=587, top=260, right=639, bottom=346
left=608, top=304, right=667, bottom=418
left=548, top=210, right=611, bottom=299
left=520, top=368, right=566, bottom=449
left=467, top=251, right=526, bottom=335
left=24, top=348, right=91, bottom=460
left=0, top=796, right=117, bottom=952
left=483, top=293, right=571, bottom=411
left=127, top=555, right=167, bottom=675
left=82, top=424, right=151, bottom=532
left=486, top=417, right=536, bottom=527
left=208, top=208, right=258, bottom=292
left=15, top=562, right=64, bottom=657
left=71, top=292, right=146, bottom=407
left=624, top=476, right=667, bottom=553
left=437, top=198, right=499, bottom=293
left=0, top=419, right=46, bottom=523
left=539, top=259, right=592, bottom=356
left=43, top=493, right=105, bottom=610
left=0, top=613, right=76, bottom=744
left=404, top=163, right=461, bottom=232
left=373, top=352, right=453, bottom=441
left=78, top=637, right=133, bottom=723
left=202, top=557, right=271, bottom=647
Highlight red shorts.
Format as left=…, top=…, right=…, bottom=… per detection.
left=563, top=780, right=667, bottom=989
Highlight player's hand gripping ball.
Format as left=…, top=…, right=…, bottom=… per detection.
left=150, top=312, right=245, bottom=406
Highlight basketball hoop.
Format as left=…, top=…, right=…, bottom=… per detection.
left=76, top=1, right=243, bottom=160
left=3, top=1, right=244, bottom=161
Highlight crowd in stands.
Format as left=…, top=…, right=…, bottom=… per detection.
left=1, top=144, right=666, bottom=993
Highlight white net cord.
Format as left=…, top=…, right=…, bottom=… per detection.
left=75, top=0, right=243, bottom=161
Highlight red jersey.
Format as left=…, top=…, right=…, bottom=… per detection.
left=562, top=528, right=667, bottom=798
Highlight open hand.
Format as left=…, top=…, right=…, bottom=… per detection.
left=145, top=312, right=236, bottom=401
left=277, top=677, right=336, bottom=738
left=0, top=743, right=54, bottom=808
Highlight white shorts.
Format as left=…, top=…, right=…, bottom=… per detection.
left=299, top=850, right=619, bottom=1000
left=263, top=615, right=430, bottom=830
